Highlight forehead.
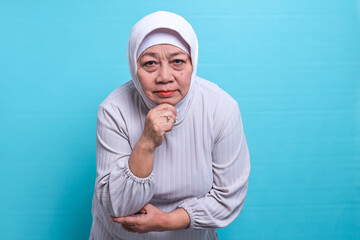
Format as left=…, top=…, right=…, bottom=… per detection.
left=140, top=44, right=189, bottom=58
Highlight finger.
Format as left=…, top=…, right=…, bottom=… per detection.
left=121, top=224, right=137, bottom=233
left=110, top=216, right=123, bottom=223
left=112, top=216, right=137, bottom=225
left=142, top=203, right=156, bottom=213
left=143, top=203, right=152, bottom=208
left=156, top=103, right=177, bottom=116
left=160, top=110, right=177, bottom=121
left=146, top=110, right=173, bottom=125
left=159, top=117, right=175, bottom=133
left=165, top=117, right=176, bottom=131
left=149, top=107, right=177, bottom=123
left=151, top=111, right=176, bottom=126
left=137, top=208, right=147, bottom=214
left=143, top=203, right=161, bottom=212
left=164, top=113, right=176, bottom=124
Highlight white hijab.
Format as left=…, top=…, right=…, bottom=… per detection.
left=127, top=11, right=198, bottom=123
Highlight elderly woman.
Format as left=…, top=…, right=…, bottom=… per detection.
left=90, top=11, right=250, bottom=240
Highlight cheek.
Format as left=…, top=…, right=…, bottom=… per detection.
left=178, top=71, right=192, bottom=92
left=137, top=71, right=155, bottom=91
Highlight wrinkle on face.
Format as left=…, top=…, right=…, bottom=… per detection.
left=137, top=44, right=193, bottom=106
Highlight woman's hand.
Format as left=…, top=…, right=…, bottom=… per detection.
left=111, top=204, right=167, bottom=233
left=128, top=103, right=177, bottom=178
left=141, top=103, right=177, bottom=150
left=111, top=204, right=190, bottom=233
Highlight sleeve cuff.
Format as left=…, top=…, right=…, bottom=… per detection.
left=178, top=198, right=197, bottom=229
left=123, top=162, right=154, bottom=184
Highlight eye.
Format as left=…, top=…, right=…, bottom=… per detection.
left=172, top=59, right=186, bottom=70
left=144, top=61, right=157, bottom=66
left=173, top=59, right=185, bottom=65
left=141, top=60, right=158, bottom=72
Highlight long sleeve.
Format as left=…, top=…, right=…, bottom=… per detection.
left=178, top=104, right=250, bottom=229
left=95, top=105, right=154, bottom=217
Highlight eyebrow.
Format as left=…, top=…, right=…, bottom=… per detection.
left=140, top=51, right=187, bottom=59
left=140, top=52, right=158, bottom=58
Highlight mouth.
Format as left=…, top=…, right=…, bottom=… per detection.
left=155, top=90, right=176, bottom=97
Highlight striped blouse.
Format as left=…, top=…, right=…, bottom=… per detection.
left=89, top=77, right=250, bottom=240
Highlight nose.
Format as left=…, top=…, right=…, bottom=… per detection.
left=156, top=63, right=174, bottom=84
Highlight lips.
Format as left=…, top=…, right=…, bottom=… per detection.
left=156, top=90, right=176, bottom=97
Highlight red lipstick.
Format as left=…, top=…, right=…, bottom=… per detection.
left=156, top=90, right=176, bottom=97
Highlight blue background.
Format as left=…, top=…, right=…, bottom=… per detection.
left=0, top=1, right=359, bottom=239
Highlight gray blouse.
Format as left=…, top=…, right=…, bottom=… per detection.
left=89, top=77, right=250, bottom=240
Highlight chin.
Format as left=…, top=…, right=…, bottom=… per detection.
left=154, top=98, right=180, bottom=106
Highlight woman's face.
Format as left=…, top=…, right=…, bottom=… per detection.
left=137, top=44, right=193, bottom=106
